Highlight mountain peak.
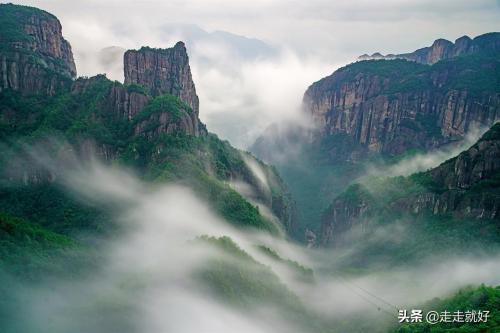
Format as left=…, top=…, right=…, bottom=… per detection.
left=124, top=42, right=199, bottom=116
left=174, top=40, right=186, bottom=49
left=357, top=32, right=500, bottom=64
left=0, top=3, right=76, bottom=95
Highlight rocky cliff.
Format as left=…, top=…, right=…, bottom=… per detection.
left=2, top=3, right=203, bottom=133
left=124, top=42, right=200, bottom=116
left=71, top=44, right=205, bottom=139
left=358, top=32, right=500, bottom=64
left=0, top=4, right=76, bottom=95
left=0, top=4, right=296, bottom=235
left=304, top=52, right=500, bottom=159
left=429, top=125, right=500, bottom=191
left=320, top=122, right=500, bottom=247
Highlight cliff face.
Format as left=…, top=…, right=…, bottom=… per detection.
left=124, top=42, right=200, bottom=116
left=304, top=55, right=500, bottom=158
left=104, top=85, right=151, bottom=121
left=71, top=74, right=203, bottom=142
left=320, top=123, right=500, bottom=247
left=430, top=127, right=500, bottom=190
left=132, top=94, right=203, bottom=138
left=358, top=32, right=500, bottom=64
left=0, top=4, right=296, bottom=235
left=0, top=4, right=76, bottom=95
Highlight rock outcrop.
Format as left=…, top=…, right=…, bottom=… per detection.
left=71, top=76, right=152, bottom=122
left=0, top=4, right=297, bottom=236
left=430, top=126, right=500, bottom=190
left=357, top=32, right=500, bottom=65
left=124, top=42, right=200, bottom=116
left=304, top=53, right=500, bottom=159
left=0, top=4, right=76, bottom=95
left=320, top=123, right=500, bottom=247
left=132, top=94, right=203, bottom=138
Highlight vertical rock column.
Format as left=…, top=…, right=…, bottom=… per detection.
left=123, top=41, right=199, bottom=116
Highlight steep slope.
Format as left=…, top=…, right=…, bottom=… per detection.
left=320, top=123, right=500, bottom=264
left=358, top=32, right=500, bottom=64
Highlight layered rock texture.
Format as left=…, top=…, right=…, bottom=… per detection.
left=0, top=4, right=76, bottom=95
left=124, top=42, right=199, bottom=115
left=320, top=123, right=500, bottom=247
left=0, top=4, right=296, bottom=235
left=358, top=32, right=500, bottom=64
left=304, top=39, right=500, bottom=160
left=251, top=32, right=500, bottom=243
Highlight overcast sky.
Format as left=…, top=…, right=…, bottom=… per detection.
left=8, top=0, right=500, bottom=147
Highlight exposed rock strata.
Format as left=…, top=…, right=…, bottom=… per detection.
left=304, top=58, right=499, bottom=158
left=124, top=42, right=200, bottom=116
left=0, top=4, right=76, bottom=95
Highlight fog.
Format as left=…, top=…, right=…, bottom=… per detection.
left=2, top=1, right=499, bottom=331
left=69, top=26, right=333, bottom=149
left=364, top=125, right=489, bottom=179
left=86, top=38, right=332, bottom=149
left=2, top=152, right=500, bottom=332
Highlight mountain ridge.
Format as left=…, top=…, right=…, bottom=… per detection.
left=358, top=32, right=500, bottom=64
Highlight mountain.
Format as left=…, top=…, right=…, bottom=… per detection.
left=0, top=5, right=308, bottom=326
left=357, top=32, right=500, bottom=65
left=124, top=42, right=200, bottom=115
left=319, top=123, right=500, bottom=265
left=304, top=42, right=500, bottom=159
left=1, top=4, right=499, bottom=333
left=0, top=3, right=76, bottom=95
left=0, top=4, right=296, bottom=252
left=251, top=32, right=500, bottom=242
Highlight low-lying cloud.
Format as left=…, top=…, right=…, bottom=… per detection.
left=364, top=125, right=488, bottom=179
left=2, top=147, right=500, bottom=332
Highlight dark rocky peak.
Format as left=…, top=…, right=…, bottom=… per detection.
left=357, top=32, right=500, bottom=64
left=124, top=41, right=199, bottom=116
